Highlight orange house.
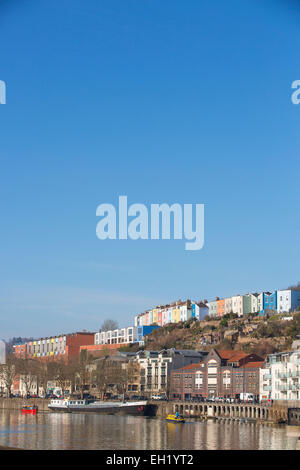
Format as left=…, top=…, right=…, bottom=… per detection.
left=217, top=299, right=225, bottom=318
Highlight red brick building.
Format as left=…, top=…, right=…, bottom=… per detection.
left=170, top=348, right=264, bottom=400
left=14, top=332, right=95, bottom=362
left=79, top=342, right=132, bottom=358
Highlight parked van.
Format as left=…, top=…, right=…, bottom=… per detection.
left=239, top=393, right=254, bottom=402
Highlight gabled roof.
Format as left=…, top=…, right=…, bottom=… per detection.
left=174, top=362, right=204, bottom=372
left=241, top=361, right=264, bottom=369
left=215, top=350, right=248, bottom=361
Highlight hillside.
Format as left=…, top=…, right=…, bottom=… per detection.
left=142, top=312, right=300, bottom=358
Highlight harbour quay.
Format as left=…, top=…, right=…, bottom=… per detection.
left=149, top=399, right=300, bottom=425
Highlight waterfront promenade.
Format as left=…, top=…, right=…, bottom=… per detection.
left=1, top=397, right=299, bottom=425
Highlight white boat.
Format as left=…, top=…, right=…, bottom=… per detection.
left=48, top=398, right=150, bottom=415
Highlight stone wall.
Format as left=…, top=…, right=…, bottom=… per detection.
left=0, top=398, right=51, bottom=412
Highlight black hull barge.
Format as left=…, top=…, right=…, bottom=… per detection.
left=48, top=399, right=151, bottom=416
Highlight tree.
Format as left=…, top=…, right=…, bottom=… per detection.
left=19, top=357, right=39, bottom=397
left=50, top=359, right=72, bottom=396
left=36, top=360, right=56, bottom=398
left=0, top=354, right=19, bottom=396
left=100, top=319, right=119, bottom=332
left=73, top=350, right=93, bottom=399
left=91, top=357, right=110, bottom=399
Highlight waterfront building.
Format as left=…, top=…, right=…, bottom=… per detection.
left=277, top=290, right=300, bottom=313
left=14, top=332, right=95, bottom=361
left=260, top=350, right=300, bottom=402
left=170, top=348, right=263, bottom=400
left=135, top=349, right=207, bottom=397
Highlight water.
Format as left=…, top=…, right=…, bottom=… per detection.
left=0, top=410, right=298, bottom=450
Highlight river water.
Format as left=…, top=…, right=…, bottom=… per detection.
left=0, top=410, right=298, bottom=450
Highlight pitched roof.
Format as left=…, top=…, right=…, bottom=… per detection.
left=241, top=361, right=264, bottom=369
left=215, top=350, right=248, bottom=361
left=175, top=362, right=204, bottom=371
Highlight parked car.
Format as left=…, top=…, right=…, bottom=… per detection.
left=151, top=394, right=167, bottom=400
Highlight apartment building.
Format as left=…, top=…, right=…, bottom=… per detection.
left=135, top=349, right=208, bottom=397
left=14, top=332, right=95, bottom=361
left=95, top=327, right=137, bottom=346
left=260, top=350, right=300, bottom=402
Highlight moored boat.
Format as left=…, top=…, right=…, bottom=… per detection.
left=48, top=398, right=151, bottom=416
left=166, top=414, right=185, bottom=423
left=21, top=405, right=38, bottom=415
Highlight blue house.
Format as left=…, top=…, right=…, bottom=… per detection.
left=137, top=325, right=160, bottom=343
left=259, top=291, right=277, bottom=316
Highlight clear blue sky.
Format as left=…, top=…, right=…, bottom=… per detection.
left=0, top=0, right=299, bottom=340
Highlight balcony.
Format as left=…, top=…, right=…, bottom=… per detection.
left=263, top=374, right=272, bottom=380
left=276, top=385, right=288, bottom=391
left=277, top=372, right=289, bottom=379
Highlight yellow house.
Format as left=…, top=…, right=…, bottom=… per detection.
left=172, top=307, right=180, bottom=323
left=152, top=308, right=158, bottom=324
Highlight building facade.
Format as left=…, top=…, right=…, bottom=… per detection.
left=14, top=332, right=95, bottom=361
left=277, top=290, right=300, bottom=314
left=135, top=349, right=207, bottom=397
left=260, top=350, right=300, bottom=402
left=170, top=349, right=263, bottom=400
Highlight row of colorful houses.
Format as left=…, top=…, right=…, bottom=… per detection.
left=13, top=288, right=300, bottom=362
left=134, top=289, right=300, bottom=327
left=208, top=289, right=300, bottom=318
left=13, top=326, right=161, bottom=360
left=134, top=299, right=209, bottom=327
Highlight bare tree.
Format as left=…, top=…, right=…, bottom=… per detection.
left=50, top=359, right=71, bottom=396
left=36, top=360, right=56, bottom=398
left=19, top=357, right=39, bottom=397
left=73, top=350, right=93, bottom=399
left=92, top=358, right=112, bottom=399
left=100, top=319, right=119, bottom=332
left=0, top=354, right=19, bottom=397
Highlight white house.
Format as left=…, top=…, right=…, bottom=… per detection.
left=231, top=295, right=243, bottom=317
left=277, top=290, right=300, bottom=313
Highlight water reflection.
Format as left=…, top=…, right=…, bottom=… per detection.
left=0, top=410, right=297, bottom=450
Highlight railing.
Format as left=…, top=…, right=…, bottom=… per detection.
left=276, top=385, right=288, bottom=391
left=263, top=374, right=272, bottom=380
left=277, top=371, right=300, bottom=379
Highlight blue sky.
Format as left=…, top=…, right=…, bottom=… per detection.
left=0, top=0, right=299, bottom=340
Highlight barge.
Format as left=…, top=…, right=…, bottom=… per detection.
left=48, top=398, right=150, bottom=416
